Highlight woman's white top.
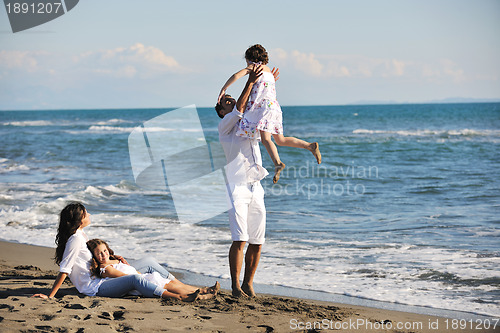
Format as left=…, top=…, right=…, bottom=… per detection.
left=59, top=229, right=103, bottom=296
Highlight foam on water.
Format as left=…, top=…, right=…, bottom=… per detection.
left=2, top=120, right=54, bottom=127
left=0, top=159, right=30, bottom=173
left=353, top=128, right=500, bottom=137
left=95, top=119, right=134, bottom=125
left=88, top=126, right=136, bottom=133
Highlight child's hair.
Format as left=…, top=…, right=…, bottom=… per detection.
left=87, top=238, right=119, bottom=277
left=245, top=44, right=269, bottom=65
left=55, top=202, right=86, bottom=265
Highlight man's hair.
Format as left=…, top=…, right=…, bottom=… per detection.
left=215, top=102, right=224, bottom=119
left=245, top=44, right=269, bottom=65
left=215, top=94, right=231, bottom=119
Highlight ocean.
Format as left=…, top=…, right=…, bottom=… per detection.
left=0, top=103, right=499, bottom=317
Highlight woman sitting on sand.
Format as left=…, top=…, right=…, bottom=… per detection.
left=87, top=238, right=218, bottom=300
left=33, top=202, right=218, bottom=302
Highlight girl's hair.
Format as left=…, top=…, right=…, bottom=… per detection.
left=54, top=202, right=86, bottom=265
left=245, top=44, right=269, bottom=65
left=87, top=238, right=119, bottom=277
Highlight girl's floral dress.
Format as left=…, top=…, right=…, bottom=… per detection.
left=235, top=71, right=283, bottom=140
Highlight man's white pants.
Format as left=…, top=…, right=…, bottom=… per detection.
left=228, top=182, right=266, bottom=245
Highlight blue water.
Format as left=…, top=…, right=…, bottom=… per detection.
left=1, top=103, right=499, bottom=316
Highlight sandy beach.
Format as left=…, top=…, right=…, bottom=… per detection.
left=0, top=241, right=497, bottom=332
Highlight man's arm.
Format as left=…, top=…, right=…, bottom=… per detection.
left=235, top=65, right=263, bottom=112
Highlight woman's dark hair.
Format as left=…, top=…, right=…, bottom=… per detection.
left=245, top=44, right=269, bottom=65
left=87, top=238, right=119, bottom=277
left=54, top=202, right=86, bottom=265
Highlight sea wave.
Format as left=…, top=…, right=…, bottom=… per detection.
left=0, top=158, right=30, bottom=173
left=2, top=120, right=54, bottom=127
left=88, top=126, right=136, bottom=133
left=87, top=126, right=201, bottom=133
left=95, top=118, right=134, bottom=126
left=353, top=128, right=500, bottom=137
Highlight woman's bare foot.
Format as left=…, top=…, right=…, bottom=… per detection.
left=241, top=283, right=256, bottom=297
left=200, top=281, right=220, bottom=295
left=273, top=162, right=286, bottom=184
left=308, top=142, right=321, bottom=164
left=181, top=289, right=200, bottom=302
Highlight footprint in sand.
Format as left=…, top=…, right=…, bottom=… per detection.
left=0, top=304, right=14, bottom=311
left=113, top=311, right=125, bottom=320
left=257, top=324, right=275, bottom=332
left=98, top=312, right=111, bottom=320
left=198, top=315, right=212, bottom=320
left=64, top=304, right=86, bottom=310
left=35, top=326, right=52, bottom=331
left=40, top=314, right=56, bottom=321
left=89, top=300, right=101, bottom=308
left=14, top=265, right=41, bottom=271
left=34, top=282, right=49, bottom=286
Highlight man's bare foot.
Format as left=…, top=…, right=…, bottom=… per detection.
left=182, top=289, right=200, bottom=302
left=309, top=142, right=321, bottom=164
left=200, top=281, right=220, bottom=295
left=273, top=162, right=286, bottom=184
left=241, top=283, right=256, bottom=297
left=232, top=287, right=249, bottom=298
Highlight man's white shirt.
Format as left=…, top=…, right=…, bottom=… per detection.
left=218, top=107, right=269, bottom=184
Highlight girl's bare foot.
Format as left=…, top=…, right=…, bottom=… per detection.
left=309, top=142, right=321, bottom=164
left=273, top=162, right=286, bottom=184
left=182, top=289, right=200, bottom=302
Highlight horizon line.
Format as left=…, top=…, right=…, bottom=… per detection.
left=1, top=99, right=500, bottom=112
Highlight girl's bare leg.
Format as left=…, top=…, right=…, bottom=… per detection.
left=160, top=288, right=199, bottom=302
left=165, top=279, right=198, bottom=295
left=273, top=134, right=321, bottom=164
left=260, top=131, right=285, bottom=183
left=165, top=280, right=218, bottom=300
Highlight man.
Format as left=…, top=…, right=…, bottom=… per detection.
left=216, top=65, right=277, bottom=297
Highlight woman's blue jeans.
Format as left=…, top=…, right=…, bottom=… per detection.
left=95, top=256, right=172, bottom=298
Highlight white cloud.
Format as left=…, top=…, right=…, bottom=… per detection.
left=0, top=50, right=47, bottom=72
left=270, top=48, right=288, bottom=62
left=74, top=43, right=185, bottom=78
left=268, top=49, right=466, bottom=83
left=290, top=50, right=324, bottom=76
left=421, top=59, right=465, bottom=82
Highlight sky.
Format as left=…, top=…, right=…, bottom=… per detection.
left=0, top=0, right=499, bottom=110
